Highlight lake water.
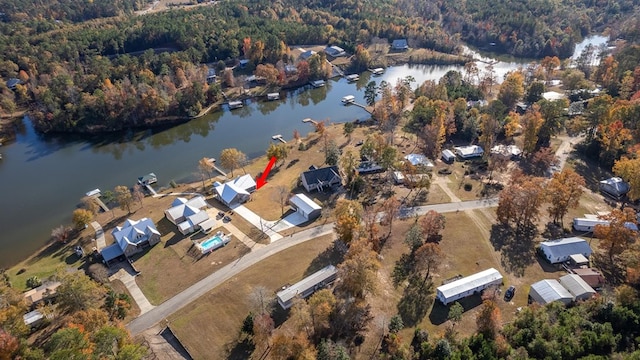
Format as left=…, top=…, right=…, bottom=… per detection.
left=0, top=36, right=606, bottom=268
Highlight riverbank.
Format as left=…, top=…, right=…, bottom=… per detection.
left=0, top=111, right=25, bottom=143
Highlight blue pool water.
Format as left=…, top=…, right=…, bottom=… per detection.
left=201, top=236, right=223, bottom=250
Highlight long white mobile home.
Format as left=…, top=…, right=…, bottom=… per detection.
left=436, top=268, right=503, bottom=305
left=276, top=265, right=338, bottom=309
left=539, top=237, right=592, bottom=264
left=572, top=217, right=610, bottom=232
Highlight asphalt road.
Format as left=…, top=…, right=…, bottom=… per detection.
left=127, top=198, right=498, bottom=335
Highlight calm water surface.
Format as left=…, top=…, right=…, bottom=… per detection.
left=0, top=36, right=606, bottom=268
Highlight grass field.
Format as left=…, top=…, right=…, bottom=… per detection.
left=169, top=234, right=336, bottom=359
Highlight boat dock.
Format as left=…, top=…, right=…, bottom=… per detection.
left=370, top=67, right=385, bottom=76
left=267, top=93, right=280, bottom=101
left=228, top=100, right=243, bottom=109
left=86, top=189, right=110, bottom=212
left=302, top=118, right=318, bottom=125
left=207, top=158, right=227, bottom=178
left=144, top=184, right=157, bottom=196
left=272, top=134, right=287, bottom=143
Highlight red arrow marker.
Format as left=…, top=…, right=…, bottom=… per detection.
left=256, top=156, right=277, bottom=189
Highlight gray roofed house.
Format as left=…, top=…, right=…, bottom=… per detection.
left=454, top=145, right=484, bottom=159
left=324, top=45, right=346, bottom=57
left=214, top=175, right=256, bottom=207
left=300, top=166, right=341, bottom=192
left=164, top=196, right=208, bottom=225
left=6, top=78, right=21, bottom=90
left=109, top=218, right=161, bottom=259
left=529, top=279, right=573, bottom=305
left=276, top=265, right=338, bottom=309
left=559, top=274, right=596, bottom=301
left=404, top=154, right=434, bottom=169
left=299, top=50, right=317, bottom=60
left=391, top=39, right=409, bottom=51
left=599, top=177, right=630, bottom=199
left=539, top=237, right=592, bottom=264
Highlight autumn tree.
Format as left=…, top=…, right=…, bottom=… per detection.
left=595, top=208, right=638, bottom=262
left=56, top=272, right=106, bottom=314
left=413, top=242, right=443, bottom=287
left=220, top=148, right=247, bottom=176
left=198, top=157, right=214, bottom=187
left=420, top=210, right=446, bottom=242
left=115, top=185, right=133, bottom=214
left=540, top=56, right=561, bottom=82
left=379, top=196, right=401, bottom=237
left=546, top=169, right=585, bottom=227
left=255, top=64, right=279, bottom=85
left=307, top=289, right=336, bottom=336
left=498, top=71, right=525, bottom=109
left=253, top=313, right=275, bottom=352
left=0, top=329, right=18, bottom=360
left=333, top=199, right=363, bottom=244
left=337, top=237, right=381, bottom=299
left=496, top=172, right=545, bottom=228
left=476, top=300, right=502, bottom=339
left=266, top=143, right=288, bottom=166
left=479, top=113, right=499, bottom=158
left=521, top=104, right=545, bottom=156
left=528, top=146, right=557, bottom=176
left=614, top=152, right=640, bottom=201
left=72, top=208, right=93, bottom=230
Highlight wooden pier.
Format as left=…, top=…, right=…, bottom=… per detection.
left=350, top=102, right=372, bottom=113
left=144, top=184, right=158, bottom=196
left=90, top=195, right=110, bottom=212
left=302, top=118, right=318, bottom=125
left=206, top=157, right=227, bottom=178
left=272, top=134, right=287, bottom=143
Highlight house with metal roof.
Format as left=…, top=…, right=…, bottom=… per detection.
left=276, top=265, right=338, bottom=309
left=599, top=177, right=630, bottom=199
left=559, top=274, right=596, bottom=301
left=299, top=50, right=317, bottom=60
left=290, top=194, right=322, bottom=221
left=441, top=149, right=455, bottom=163
left=539, top=237, right=592, bottom=264
left=324, top=45, right=346, bottom=57
left=454, top=145, right=484, bottom=159
left=391, top=39, right=409, bottom=51
left=436, top=268, right=503, bottom=305
left=214, top=174, right=256, bottom=207
left=101, top=218, right=161, bottom=264
left=300, top=166, right=341, bottom=192
left=529, top=279, right=573, bottom=305
left=572, top=217, right=610, bottom=232
left=404, top=154, right=434, bottom=169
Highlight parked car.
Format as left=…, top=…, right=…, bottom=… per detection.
left=223, top=215, right=232, bottom=222
left=504, top=285, right=516, bottom=301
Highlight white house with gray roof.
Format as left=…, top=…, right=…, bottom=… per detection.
left=101, top=218, right=161, bottom=264
left=539, top=237, right=592, bottom=264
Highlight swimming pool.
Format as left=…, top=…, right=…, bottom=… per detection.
left=199, top=235, right=230, bottom=253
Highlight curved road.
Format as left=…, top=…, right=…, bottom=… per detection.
left=127, top=198, right=498, bottom=335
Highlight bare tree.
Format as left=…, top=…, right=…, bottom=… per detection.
left=248, top=285, right=274, bottom=315
left=132, top=184, right=144, bottom=208
left=51, top=225, right=73, bottom=243
left=198, top=157, right=214, bottom=188
left=274, top=185, right=291, bottom=216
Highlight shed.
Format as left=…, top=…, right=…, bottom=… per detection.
left=276, top=265, right=338, bottom=309
left=573, top=268, right=606, bottom=289
left=529, top=279, right=573, bottom=305
left=23, top=281, right=62, bottom=306
left=569, top=254, right=589, bottom=267
left=393, top=171, right=405, bottom=184
left=559, top=274, right=596, bottom=301
left=441, top=149, right=455, bottom=163
left=290, top=194, right=322, bottom=221
left=137, top=173, right=157, bottom=185
left=324, top=45, right=346, bottom=57
left=436, top=268, right=503, bottom=305
left=539, top=237, right=592, bottom=264
left=23, top=310, right=45, bottom=327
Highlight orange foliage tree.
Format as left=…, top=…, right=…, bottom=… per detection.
left=595, top=208, right=638, bottom=262
left=546, top=169, right=585, bottom=227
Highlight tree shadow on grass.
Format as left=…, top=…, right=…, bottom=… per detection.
left=397, top=277, right=434, bottom=327
left=225, top=338, right=254, bottom=360
left=489, top=223, right=537, bottom=277
left=304, top=240, right=346, bottom=276
left=428, top=294, right=483, bottom=326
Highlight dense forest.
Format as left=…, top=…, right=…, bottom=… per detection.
left=438, top=0, right=640, bottom=58
left=0, top=0, right=638, bottom=133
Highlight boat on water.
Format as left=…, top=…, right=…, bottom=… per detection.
left=266, top=92, right=280, bottom=101
left=228, top=100, right=243, bottom=109
left=370, top=68, right=385, bottom=75
left=310, top=80, right=325, bottom=88
left=345, top=74, right=359, bottom=82
left=341, top=95, right=355, bottom=104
